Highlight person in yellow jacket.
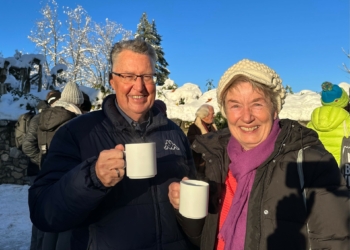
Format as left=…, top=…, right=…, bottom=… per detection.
left=307, top=81, right=350, bottom=166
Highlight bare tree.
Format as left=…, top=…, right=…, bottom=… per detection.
left=342, top=47, right=350, bottom=73
left=86, top=19, right=132, bottom=87
left=28, top=0, right=64, bottom=77
left=62, top=5, right=92, bottom=84
left=28, top=1, right=131, bottom=88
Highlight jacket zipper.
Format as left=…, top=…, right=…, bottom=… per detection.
left=255, top=127, right=292, bottom=250
left=141, top=133, right=162, bottom=250
left=151, top=179, right=162, bottom=250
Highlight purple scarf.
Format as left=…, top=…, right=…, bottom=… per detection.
left=220, top=119, right=281, bottom=250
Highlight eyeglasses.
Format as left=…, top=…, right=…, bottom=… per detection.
left=111, top=72, right=157, bottom=85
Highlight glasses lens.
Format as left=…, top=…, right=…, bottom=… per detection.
left=115, top=73, right=156, bottom=85
left=141, top=74, right=157, bottom=84
left=123, top=74, right=135, bottom=82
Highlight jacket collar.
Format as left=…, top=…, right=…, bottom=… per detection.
left=102, top=94, right=168, bottom=132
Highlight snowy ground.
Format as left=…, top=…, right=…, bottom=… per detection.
left=0, top=184, right=31, bottom=250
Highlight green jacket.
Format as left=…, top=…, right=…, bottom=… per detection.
left=307, top=106, right=350, bottom=166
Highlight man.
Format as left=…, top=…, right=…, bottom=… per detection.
left=187, top=104, right=217, bottom=179
left=29, top=39, right=198, bottom=250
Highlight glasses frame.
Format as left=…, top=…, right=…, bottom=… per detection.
left=111, top=72, right=157, bottom=85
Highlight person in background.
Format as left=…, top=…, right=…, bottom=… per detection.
left=80, top=91, right=92, bottom=114
left=153, top=99, right=167, bottom=117
left=29, top=39, right=200, bottom=250
left=307, top=82, right=350, bottom=166
left=37, top=81, right=84, bottom=250
left=169, top=59, right=349, bottom=250
left=22, top=89, right=61, bottom=250
left=23, top=90, right=61, bottom=185
left=48, top=82, right=83, bottom=117
left=187, top=104, right=217, bottom=179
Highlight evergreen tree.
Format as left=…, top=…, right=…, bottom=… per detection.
left=206, top=79, right=215, bottom=91
left=135, top=13, right=170, bottom=86
left=214, top=111, right=228, bottom=130
left=285, top=85, right=294, bottom=94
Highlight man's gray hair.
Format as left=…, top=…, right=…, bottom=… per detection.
left=110, top=39, right=157, bottom=68
left=195, top=104, right=213, bottom=119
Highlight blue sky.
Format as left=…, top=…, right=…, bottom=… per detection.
left=0, top=0, right=349, bottom=93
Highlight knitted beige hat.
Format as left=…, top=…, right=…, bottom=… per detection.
left=60, top=82, right=84, bottom=105
left=216, top=59, right=286, bottom=117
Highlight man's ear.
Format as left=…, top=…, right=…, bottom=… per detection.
left=109, top=73, right=114, bottom=86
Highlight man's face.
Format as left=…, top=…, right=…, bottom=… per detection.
left=109, top=50, right=156, bottom=122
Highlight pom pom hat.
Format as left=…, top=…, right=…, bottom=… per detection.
left=321, top=81, right=349, bottom=108
left=60, top=81, right=84, bottom=105
left=216, top=59, right=286, bottom=118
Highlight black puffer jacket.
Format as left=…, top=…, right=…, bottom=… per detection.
left=187, top=120, right=217, bottom=179
left=22, top=100, right=50, bottom=175
left=22, top=114, right=41, bottom=168
left=29, top=94, right=198, bottom=250
left=37, top=105, right=77, bottom=168
left=192, top=119, right=350, bottom=250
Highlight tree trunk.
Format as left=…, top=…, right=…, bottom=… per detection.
left=38, top=64, right=42, bottom=92
left=23, top=68, right=31, bottom=94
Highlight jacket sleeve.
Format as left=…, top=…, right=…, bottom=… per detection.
left=22, top=114, right=41, bottom=166
left=187, top=124, right=198, bottom=145
left=304, top=146, right=350, bottom=249
left=28, top=124, right=110, bottom=232
left=174, top=209, right=204, bottom=248
left=173, top=129, right=203, bottom=246
left=181, top=129, right=197, bottom=179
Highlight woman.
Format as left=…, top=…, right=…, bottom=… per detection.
left=169, top=59, right=349, bottom=250
left=187, top=104, right=217, bottom=178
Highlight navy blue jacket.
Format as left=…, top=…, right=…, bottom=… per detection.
left=29, top=94, right=197, bottom=250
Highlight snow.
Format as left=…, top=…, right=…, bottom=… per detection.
left=50, top=64, right=67, bottom=75
left=1, top=79, right=350, bottom=248
left=0, top=184, right=31, bottom=250
left=1, top=78, right=350, bottom=123
left=3, top=54, right=45, bottom=69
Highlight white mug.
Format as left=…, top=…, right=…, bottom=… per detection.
left=179, top=179, right=209, bottom=219
left=124, top=142, right=157, bottom=179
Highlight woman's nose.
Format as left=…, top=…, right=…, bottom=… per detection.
left=241, top=107, right=254, bottom=123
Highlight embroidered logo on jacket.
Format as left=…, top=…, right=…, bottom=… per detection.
left=164, top=140, right=180, bottom=150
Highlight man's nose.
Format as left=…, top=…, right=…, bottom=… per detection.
left=132, top=77, right=145, bottom=91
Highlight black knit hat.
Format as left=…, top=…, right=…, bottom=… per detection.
left=46, top=91, right=61, bottom=105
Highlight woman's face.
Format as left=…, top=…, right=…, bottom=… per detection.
left=201, top=106, right=215, bottom=124
left=224, top=81, right=277, bottom=150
